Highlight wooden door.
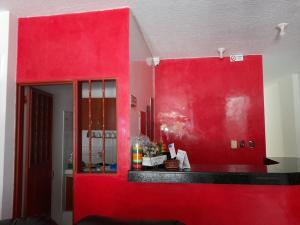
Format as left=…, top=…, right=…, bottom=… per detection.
left=25, top=88, right=53, bottom=217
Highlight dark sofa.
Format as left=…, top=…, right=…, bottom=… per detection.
left=76, top=216, right=185, bottom=225
left=0, top=216, right=56, bottom=225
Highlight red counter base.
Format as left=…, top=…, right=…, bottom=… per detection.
left=74, top=174, right=300, bottom=225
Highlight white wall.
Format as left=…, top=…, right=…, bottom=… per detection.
left=293, top=74, right=300, bottom=158
left=0, top=11, right=18, bottom=219
left=37, top=85, right=73, bottom=225
left=264, top=74, right=300, bottom=157
left=0, top=12, right=9, bottom=219
left=129, top=12, right=154, bottom=137
left=263, top=41, right=300, bottom=158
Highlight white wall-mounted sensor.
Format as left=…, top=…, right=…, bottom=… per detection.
left=217, top=48, right=226, bottom=59
left=277, top=23, right=288, bottom=36
left=146, top=57, right=153, bottom=66
left=146, top=57, right=160, bottom=67
left=230, top=54, right=244, bottom=62
left=152, top=57, right=160, bottom=66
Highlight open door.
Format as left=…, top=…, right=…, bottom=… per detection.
left=25, top=87, right=53, bottom=217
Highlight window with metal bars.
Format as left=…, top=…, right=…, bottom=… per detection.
left=77, top=80, right=117, bottom=173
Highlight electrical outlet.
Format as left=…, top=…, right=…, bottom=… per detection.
left=248, top=140, right=255, bottom=149
left=231, top=140, right=238, bottom=149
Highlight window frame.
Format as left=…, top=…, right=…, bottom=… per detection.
left=74, top=79, right=118, bottom=175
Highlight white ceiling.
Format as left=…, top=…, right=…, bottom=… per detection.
left=130, top=0, right=300, bottom=59
left=0, top=0, right=300, bottom=61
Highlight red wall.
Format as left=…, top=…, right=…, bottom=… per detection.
left=155, top=56, right=266, bottom=164
left=17, top=10, right=300, bottom=225
left=75, top=180, right=300, bottom=225
left=17, top=9, right=129, bottom=83
left=17, top=7, right=131, bottom=182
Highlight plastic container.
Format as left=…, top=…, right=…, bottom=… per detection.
left=132, top=143, right=143, bottom=170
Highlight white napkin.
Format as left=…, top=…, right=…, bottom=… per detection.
left=176, top=150, right=191, bottom=169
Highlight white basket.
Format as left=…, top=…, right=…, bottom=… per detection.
left=142, top=155, right=167, bottom=167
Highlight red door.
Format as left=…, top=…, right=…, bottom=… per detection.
left=25, top=88, right=53, bottom=217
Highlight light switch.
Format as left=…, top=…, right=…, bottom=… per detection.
left=231, top=140, right=238, bottom=149
left=248, top=140, right=255, bottom=149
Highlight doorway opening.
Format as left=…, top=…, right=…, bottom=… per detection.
left=14, top=83, right=73, bottom=225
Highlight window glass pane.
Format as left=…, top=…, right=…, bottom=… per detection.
left=78, top=80, right=117, bottom=173
left=104, top=80, right=116, bottom=98
left=104, top=80, right=117, bottom=169
left=80, top=81, right=89, bottom=171
left=92, top=81, right=102, bottom=98
left=81, top=82, right=89, bottom=98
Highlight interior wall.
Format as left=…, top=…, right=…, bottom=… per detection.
left=0, top=11, right=9, bottom=220
left=293, top=74, right=300, bottom=158
left=17, top=7, right=131, bottom=223
left=155, top=56, right=266, bottom=164
left=36, top=85, right=73, bottom=225
left=129, top=13, right=154, bottom=137
left=16, top=8, right=300, bottom=225
left=0, top=11, right=18, bottom=219
left=17, top=9, right=129, bottom=82
left=263, top=44, right=300, bottom=158
left=264, top=73, right=300, bottom=157
left=61, top=111, right=73, bottom=225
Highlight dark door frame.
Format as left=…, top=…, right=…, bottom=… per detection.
left=13, top=79, right=117, bottom=220
left=13, top=81, right=74, bottom=218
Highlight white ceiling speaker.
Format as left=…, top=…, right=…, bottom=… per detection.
left=217, top=47, right=226, bottom=59
left=277, top=23, right=288, bottom=36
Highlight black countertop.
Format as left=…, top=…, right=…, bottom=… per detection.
left=128, top=157, right=300, bottom=185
